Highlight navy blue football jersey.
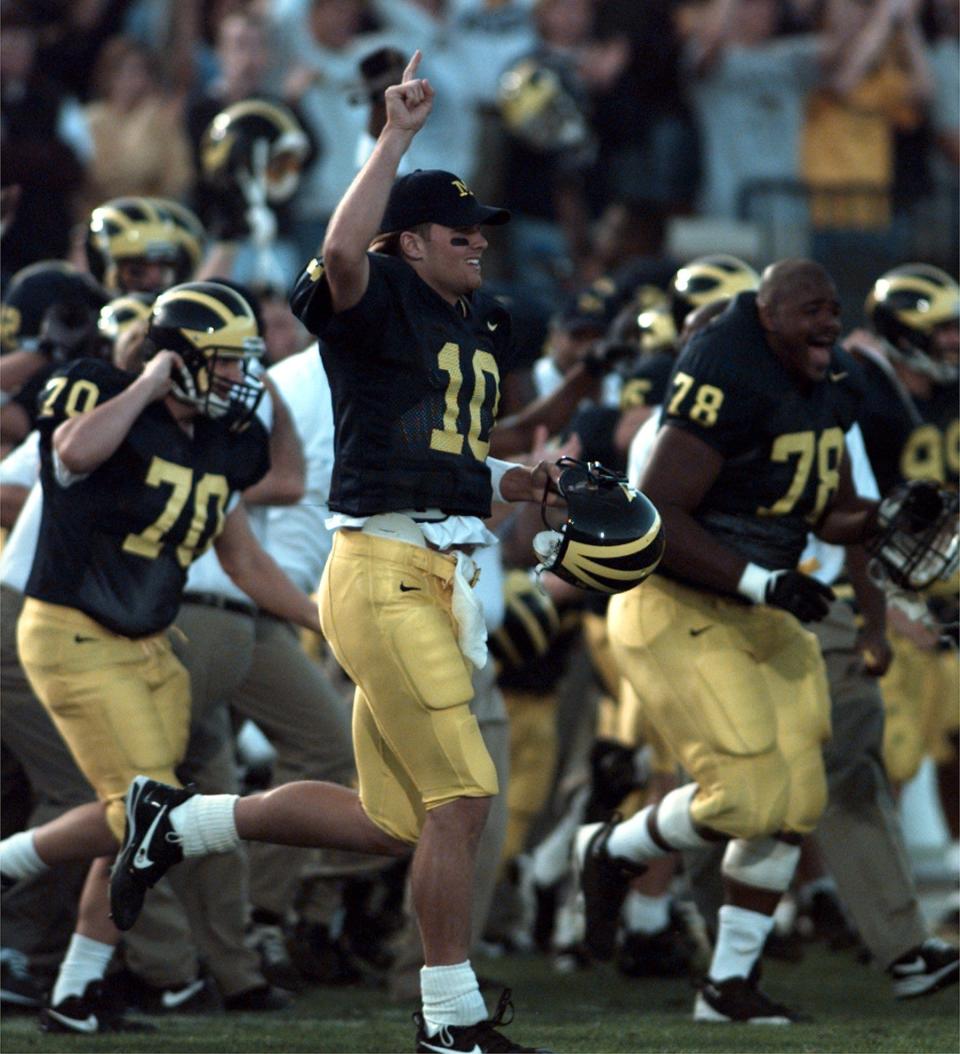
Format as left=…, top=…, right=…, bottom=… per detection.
left=661, top=292, right=863, bottom=570
left=619, top=351, right=675, bottom=411
left=27, top=358, right=269, bottom=637
left=290, top=253, right=521, bottom=517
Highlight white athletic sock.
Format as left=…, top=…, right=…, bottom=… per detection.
left=420, top=960, right=487, bottom=1032
left=623, top=891, right=672, bottom=935
left=51, top=934, right=115, bottom=1005
left=168, top=794, right=239, bottom=855
left=709, top=904, right=775, bottom=981
left=0, top=830, right=48, bottom=881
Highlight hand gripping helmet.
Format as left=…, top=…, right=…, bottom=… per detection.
left=488, top=569, right=562, bottom=671
left=86, top=196, right=206, bottom=293
left=200, top=98, right=310, bottom=206
left=867, top=479, right=959, bottom=592
left=865, top=263, right=960, bottom=385
left=142, top=281, right=265, bottom=431
left=497, top=57, right=595, bottom=157
left=1, top=260, right=108, bottom=360
left=669, top=254, right=759, bottom=332
left=533, top=458, right=665, bottom=594
left=97, top=291, right=156, bottom=345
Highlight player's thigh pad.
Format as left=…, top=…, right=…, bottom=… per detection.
left=320, top=532, right=497, bottom=818
left=609, top=577, right=826, bottom=839
left=17, top=599, right=189, bottom=838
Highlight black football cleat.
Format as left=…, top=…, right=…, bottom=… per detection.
left=889, top=938, right=959, bottom=999
left=693, top=974, right=810, bottom=1024
left=39, top=980, right=155, bottom=1034
left=572, top=817, right=646, bottom=961
left=110, top=776, right=196, bottom=931
left=413, top=989, right=550, bottom=1053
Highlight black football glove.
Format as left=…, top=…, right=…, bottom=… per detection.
left=764, top=570, right=835, bottom=622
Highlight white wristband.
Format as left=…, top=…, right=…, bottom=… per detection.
left=737, top=562, right=776, bottom=605
left=487, top=456, right=516, bottom=503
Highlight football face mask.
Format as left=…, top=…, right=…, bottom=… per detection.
left=868, top=479, right=959, bottom=592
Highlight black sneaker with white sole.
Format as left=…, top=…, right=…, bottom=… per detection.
left=889, top=938, right=959, bottom=999
left=413, top=989, right=550, bottom=1053
left=110, top=776, right=197, bottom=931
left=39, top=980, right=155, bottom=1034
left=573, top=816, right=646, bottom=961
left=693, top=975, right=809, bottom=1024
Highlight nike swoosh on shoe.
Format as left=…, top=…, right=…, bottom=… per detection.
left=161, top=979, right=205, bottom=1009
left=47, top=1010, right=98, bottom=1033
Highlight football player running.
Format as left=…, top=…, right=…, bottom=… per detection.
left=0, top=282, right=324, bottom=1033
left=108, top=51, right=564, bottom=1054
left=575, top=259, right=952, bottom=1023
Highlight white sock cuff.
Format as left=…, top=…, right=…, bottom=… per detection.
left=171, top=794, right=239, bottom=855
left=721, top=837, right=800, bottom=893
left=655, top=783, right=711, bottom=851
left=0, top=829, right=47, bottom=880
left=420, top=960, right=478, bottom=1000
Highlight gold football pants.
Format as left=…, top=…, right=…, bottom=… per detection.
left=881, top=628, right=960, bottom=784
left=17, top=598, right=190, bottom=841
left=319, top=530, right=498, bottom=845
left=608, top=576, right=830, bottom=839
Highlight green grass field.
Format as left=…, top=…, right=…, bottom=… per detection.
left=2, top=944, right=957, bottom=1054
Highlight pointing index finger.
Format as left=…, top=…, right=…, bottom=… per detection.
left=402, top=49, right=422, bottom=83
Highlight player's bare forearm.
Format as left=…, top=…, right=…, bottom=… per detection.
left=490, top=362, right=596, bottom=458
left=53, top=367, right=170, bottom=475
left=323, top=50, right=432, bottom=313
left=215, top=504, right=323, bottom=634
left=815, top=496, right=878, bottom=545
left=243, top=380, right=305, bottom=506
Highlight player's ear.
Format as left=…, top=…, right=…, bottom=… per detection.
left=399, top=229, right=424, bottom=261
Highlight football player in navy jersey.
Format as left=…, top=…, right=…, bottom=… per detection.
left=108, top=51, right=560, bottom=1054
left=575, top=259, right=896, bottom=1024
left=0, top=282, right=324, bottom=1033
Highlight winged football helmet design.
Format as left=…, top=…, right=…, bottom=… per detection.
left=534, top=458, right=665, bottom=594
left=141, top=281, right=265, bottom=431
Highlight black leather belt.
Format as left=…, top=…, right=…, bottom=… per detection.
left=182, top=592, right=257, bottom=618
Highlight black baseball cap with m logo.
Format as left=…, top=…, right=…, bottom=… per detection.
left=378, top=170, right=510, bottom=234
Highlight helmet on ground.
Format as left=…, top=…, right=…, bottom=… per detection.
left=533, top=458, right=665, bottom=594
left=865, top=263, right=959, bottom=384
left=200, top=97, right=310, bottom=205
left=489, top=569, right=562, bottom=671
left=86, top=196, right=206, bottom=293
left=142, top=281, right=265, bottom=430
left=669, top=254, right=759, bottom=331
left=1, top=260, right=108, bottom=360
